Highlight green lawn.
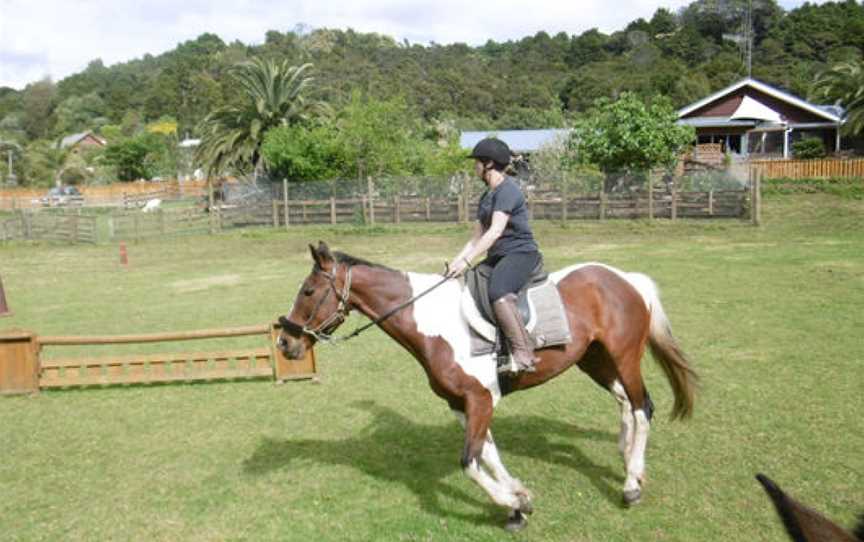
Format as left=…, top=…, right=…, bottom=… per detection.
left=1, top=194, right=862, bottom=541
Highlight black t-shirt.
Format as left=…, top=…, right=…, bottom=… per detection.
left=477, top=177, right=538, bottom=258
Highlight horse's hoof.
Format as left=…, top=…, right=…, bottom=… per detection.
left=505, top=510, right=528, bottom=532
left=516, top=493, right=534, bottom=515
left=623, top=489, right=642, bottom=507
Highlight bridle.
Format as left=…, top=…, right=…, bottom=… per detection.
left=279, top=263, right=353, bottom=343
left=279, top=261, right=453, bottom=345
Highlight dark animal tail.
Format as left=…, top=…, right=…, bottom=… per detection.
left=629, top=272, right=698, bottom=420
left=756, top=473, right=862, bottom=542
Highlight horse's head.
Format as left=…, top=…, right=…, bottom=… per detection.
left=277, top=241, right=351, bottom=360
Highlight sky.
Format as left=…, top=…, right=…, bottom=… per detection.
left=0, top=0, right=832, bottom=90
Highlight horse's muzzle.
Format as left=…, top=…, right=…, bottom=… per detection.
left=276, top=333, right=304, bottom=360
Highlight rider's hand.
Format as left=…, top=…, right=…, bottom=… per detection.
left=445, top=258, right=469, bottom=278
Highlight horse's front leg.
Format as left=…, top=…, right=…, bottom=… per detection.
left=453, top=396, right=533, bottom=530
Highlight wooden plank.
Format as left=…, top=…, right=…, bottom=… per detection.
left=39, top=366, right=273, bottom=388
left=42, top=348, right=273, bottom=369
left=39, top=325, right=271, bottom=346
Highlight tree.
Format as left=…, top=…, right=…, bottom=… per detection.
left=195, top=59, right=327, bottom=178
left=568, top=93, right=694, bottom=191
left=811, top=60, right=864, bottom=135
left=103, top=134, right=160, bottom=181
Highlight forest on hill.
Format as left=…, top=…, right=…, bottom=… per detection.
left=1, top=0, right=863, bottom=186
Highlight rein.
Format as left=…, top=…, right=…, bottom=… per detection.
left=280, top=263, right=454, bottom=345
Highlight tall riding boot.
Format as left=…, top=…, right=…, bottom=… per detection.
left=493, top=293, right=538, bottom=374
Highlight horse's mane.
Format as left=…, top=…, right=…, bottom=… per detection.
left=333, top=251, right=396, bottom=272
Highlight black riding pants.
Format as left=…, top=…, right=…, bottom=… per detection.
left=485, top=251, right=542, bottom=303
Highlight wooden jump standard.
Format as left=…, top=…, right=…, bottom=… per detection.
left=0, top=323, right=316, bottom=394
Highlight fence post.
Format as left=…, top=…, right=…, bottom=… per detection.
left=272, top=200, right=279, bottom=227
left=208, top=179, right=216, bottom=235
left=464, top=174, right=472, bottom=223
left=708, top=190, right=714, bottom=216
left=367, top=177, right=375, bottom=225
left=670, top=181, right=678, bottom=221
left=648, top=178, right=654, bottom=220
left=457, top=195, right=464, bottom=223
left=425, top=197, right=431, bottom=221
left=561, top=174, right=568, bottom=222
left=752, top=168, right=762, bottom=226
left=330, top=197, right=336, bottom=225
left=599, top=189, right=606, bottom=221
left=283, top=178, right=289, bottom=230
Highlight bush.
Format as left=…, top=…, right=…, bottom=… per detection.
left=792, top=137, right=827, bottom=159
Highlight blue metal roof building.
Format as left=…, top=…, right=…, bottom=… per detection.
left=460, top=129, right=572, bottom=153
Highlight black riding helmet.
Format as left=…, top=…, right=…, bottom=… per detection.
left=469, top=137, right=512, bottom=168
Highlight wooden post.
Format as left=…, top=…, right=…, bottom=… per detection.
left=670, top=181, right=678, bottom=221
left=464, top=174, right=472, bottom=223
left=648, top=178, right=654, bottom=220
left=208, top=179, right=216, bottom=235
left=708, top=190, right=714, bottom=216
left=361, top=196, right=368, bottom=224
left=393, top=195, right=400, bottom=224
left=272, top=200, right=279, bottom=227
left=425, top=197, right=431, bottom=221
left=282, top=178, right=289, bottom=230
left=457, top=195, right=464, bottom=223
left=561, top=174, right=568, bottom=222
left=0, top=330, right=39, bottom=395
left=367, top=176, right=375, bottom=225
left=0, top=274, right=11, bottom=317
left=330, top=197, right=336, bottom=224
left=599, top=189, right=607, bottom=221
left=753, top=168, right=762, bottom=226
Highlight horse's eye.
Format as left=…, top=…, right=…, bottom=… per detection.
left=303, top=287, right=315, bottom=297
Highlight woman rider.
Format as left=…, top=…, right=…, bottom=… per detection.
left=446, top=137, right=541, bottom=374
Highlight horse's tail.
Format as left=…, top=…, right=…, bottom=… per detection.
left=626, top=272, right=698, bottom=420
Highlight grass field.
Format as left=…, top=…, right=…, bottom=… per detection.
left=1, top=194, right=863, bottom=541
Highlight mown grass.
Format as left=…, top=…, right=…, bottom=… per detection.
left=1, top=194, right=863, bottom=541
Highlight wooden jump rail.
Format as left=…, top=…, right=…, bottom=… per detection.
left=0, top=323, right=316, bottom=394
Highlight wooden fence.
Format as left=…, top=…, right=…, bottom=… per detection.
left=272, top=188, right=748, bottom=226
left=750, top=158, right=864, bottom=179
left=0, top=180, right=208, bottom=210
left=1, top=210, right=98, bottom=243
left=0, top=323, right=316, bottom=394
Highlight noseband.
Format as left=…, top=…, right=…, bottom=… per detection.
left=279, top=264, right=353, bottom=343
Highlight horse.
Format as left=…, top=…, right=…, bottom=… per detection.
left=757, top=474, right=864, bottom=542
left=277, top=241, right=698, bottom=531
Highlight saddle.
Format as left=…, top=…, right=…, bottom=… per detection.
left=462, top=258, right=572, bottom=358
left=465, top=258, right=548, bottom=327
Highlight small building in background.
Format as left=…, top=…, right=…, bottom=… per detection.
left=57, top=131, right=107, bottom=154
left=677, top=78, right=845, bottom=159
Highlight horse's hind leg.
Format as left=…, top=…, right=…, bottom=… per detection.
left=579, top=342, right=651, bottom=505
left=610, top=351, right=651, bottom=506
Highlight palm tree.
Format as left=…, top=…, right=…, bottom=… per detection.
left=196, top=59, right=328, bottom=179
left=811, top=60, right=864, bottom=136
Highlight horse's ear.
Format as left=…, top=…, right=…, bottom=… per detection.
left=317, top=241, right=334, bottom=265
left=308, top=244, right=319, bottom=266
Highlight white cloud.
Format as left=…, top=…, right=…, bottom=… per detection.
left=0, top=0, right=834, bottom=90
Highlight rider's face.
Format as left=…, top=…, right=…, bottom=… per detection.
left=474, top=159, right=486, bottom=180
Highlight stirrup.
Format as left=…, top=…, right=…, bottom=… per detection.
left=497, top=355, right=536, bottom=375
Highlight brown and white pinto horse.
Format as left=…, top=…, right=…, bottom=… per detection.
left=277, top=242, right=697, bottom=531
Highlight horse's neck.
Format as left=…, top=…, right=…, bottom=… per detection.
left=348, top=266, right=414, bottom=324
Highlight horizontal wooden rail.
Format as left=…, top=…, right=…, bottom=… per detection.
left=39, top=325, right=271, bottom=346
